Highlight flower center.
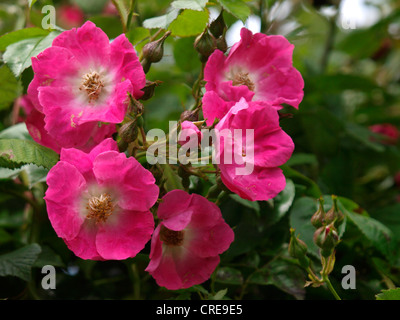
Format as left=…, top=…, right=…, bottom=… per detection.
left=86, top=193, right=114, bottom=223
left=79, top=71, right=104, bottom=103
left=159, top=225, right=185, bottom=246
left=231, top=71, right=255, bottom=92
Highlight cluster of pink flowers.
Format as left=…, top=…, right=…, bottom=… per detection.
left=193, top=28, right=303, bottom=201
left=26, top=21, right=303, bottom=290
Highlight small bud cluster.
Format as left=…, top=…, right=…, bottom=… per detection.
left=194, top=11, right=228, bottom=62
left=311, top=195, right=343, bottom=257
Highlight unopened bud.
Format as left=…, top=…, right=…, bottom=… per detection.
left=288, top=228, right=308, bottom=259
left=119, top=120, right=138, bottom=143
left=311, top=197, right=326, bottom=229
left=194, top=29, right=217, bottom=62
left=128, top=94, right=144, bottom=116
left=289, top=228, right=310, bottom=269
left=216, top=36, right=228, bottom=53
left=142, top=31, right=171, bottom=63
left=209, top=11, right=226, bottom=38
left=325, top=195, right=344, bottom=228
left=140, top=80, right=162, bottom=101
left=180, top=110, right=199, bottom=122
left=313, top=223, right=340, bottom=257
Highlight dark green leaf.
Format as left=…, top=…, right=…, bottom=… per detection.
left=215, top=267, right=243, bottom=285
left=229, top=194, right=260, bottom=215
left=339, top=197, right=398, bottom=264
left=0, top=244, right=41, bottom=281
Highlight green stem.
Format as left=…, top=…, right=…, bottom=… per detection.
left=322, top=274, right=341, bottom=300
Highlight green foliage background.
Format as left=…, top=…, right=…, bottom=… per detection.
left=1, top=0, right=400, bottom=300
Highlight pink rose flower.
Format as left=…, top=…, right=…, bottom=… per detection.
left=214, top=98, right=294, bottom=201
left=202, top=27, right=304, bottom=126
left=27, top=21, right=146, bottom=152
left=44, top=138, right=159, bottom=260
left=145, top=190, right=234, bottom=290
left=178, top=120, right=203, bottom=148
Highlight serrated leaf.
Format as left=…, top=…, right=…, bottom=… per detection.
left=171, top=0, right=208, bottom=11
left=143, top=8, right=180, bottom=30
left=0, top=139, right=59, bottom=170
left=339, top=198, right=398, bottom=264
left=376, top=288, right=400, bottom=300
left=216, top=0, right=251, bottom=22
left=0, top=27, right=50, bottom=51
left=3, top=31, right=61, bottom=77
left=169, top=9, right=209, bottom=37
left=0, top=244, right=41, bottom=281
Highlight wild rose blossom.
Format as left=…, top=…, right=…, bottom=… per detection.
left=145, top=190, right=234, bottom=290
left=214, top=98, right=294, bottom=201
left=44, top=138, right=159, bottom=260
left=27, top=21, right=146, bottom=153
left=202, top=27, right=304, bottom=125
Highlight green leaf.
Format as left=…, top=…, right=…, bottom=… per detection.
left=0, top=123, right=32, bottom=141
left=270, top=179, right=296, bottom=224
left=0, top=244, right=41, bottom=281
left=3, top=31, right=61, bottom=77
left=216, top=0, right=251, bottom=22
left=376, top=288, right=400, bottom=300
left=210, top=288, right=228, bottom=300
left=171, top=0, right=208, bottom=11
left=215, top=267, right=243, bottom=285
left=339, top=198, right=398, bottom=264
left=0, top=139, right=59, bottom=170
left=169, top=9, right=209, bottom=37
left=33, top=246, right=65, bottom=268
left=0, top=27, right=50, bottom=51
left=160, top=164, right=184, bottom=192
left=0, top=65, right=22, bottom=111
left=289, top=196, right=319, bottom=257
left=229, top=194, right=260, bottom=215
left=143, top=8, right=180, bottom=30
left=249, top=258, right=306, bottom=300
left=281, top=165, right=322, bottom=198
